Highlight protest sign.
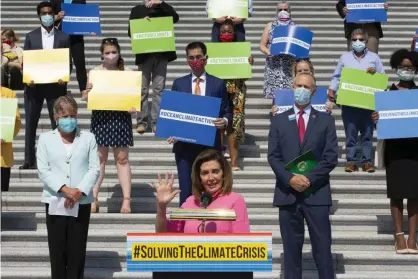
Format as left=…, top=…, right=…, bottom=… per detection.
left=62, top=3, right=101, bottom=35
left=346, top=0, right=387, bottom=23
left=270, top=25, right=313, bottom=59
left=274, top=87, right=328, bottom=113
left=207, top=0, right=249, bottom=18
left=0, top=98, right=18, bottom=142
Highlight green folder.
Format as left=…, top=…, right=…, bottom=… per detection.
left=285, top=150, right=318, bottom=196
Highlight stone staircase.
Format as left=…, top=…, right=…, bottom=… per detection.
left=1, top=0, right=418, bottom=278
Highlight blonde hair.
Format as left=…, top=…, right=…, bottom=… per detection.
left=292, top=59, right=315, bottom=78
left=191, top=149, right=233, bottom=200
left=53, top=96, right=78, bottom=115
left=1, top=29, right=19, bottom=42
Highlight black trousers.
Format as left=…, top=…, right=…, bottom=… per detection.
left=1, top=167, right=11, bottom=191
left=46, top=203, right=91, bottom=279
left=24, top=84, right=67, bottom=165
left=70, top=35, right=87, bottom=92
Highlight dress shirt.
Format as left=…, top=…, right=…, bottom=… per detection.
left=206, top=0, right=253, bottom=17
left=293, top=104, right=311, bottom=130
left=191, top=72, right=229, bottom=126
left=41, top=26, right=55, bottom=50
left=329, top=49, right=385, bottom=91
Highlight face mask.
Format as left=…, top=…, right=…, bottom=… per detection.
left=41, top=15, right=54, bottom=27
left=352, top=39, right=366, bottom=53
left=397, top=69, right=415, bottom=81
left=294, top=87, right=312, bottom=106
left=58, top=118, right=77, bottom=133
left=2, top=40, right=12, bottom=46
left=277, top=11, right=291, bottom=23
left=103, top=53, right=119, bottom=65
left=188, top=59, right=206, bottom=73
left=219, top=34, right=234, bottom=42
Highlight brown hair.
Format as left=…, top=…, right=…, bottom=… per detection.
left=100, top=38, right=124, bottom=71
left=53, top=96, right=78, bottom=115
left=191, top=149, right=233, bottom=200
left=1, top=29, right=19, bottom=42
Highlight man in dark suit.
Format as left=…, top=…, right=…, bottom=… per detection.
left=169, top=41, right=232, bottom=206
left=20, top=1, right=71, bottom=169
left=268, top=74, right=338, bottom=279
left=128, top=0, right=179, bottom=134
left=50, top=0, right=88, bottom=96
left=336, top=0, right=388, bottom=53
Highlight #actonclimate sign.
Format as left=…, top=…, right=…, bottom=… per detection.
left=346, top=0, right=387, bottom=23
left=270, top=25, right=314, bottom=59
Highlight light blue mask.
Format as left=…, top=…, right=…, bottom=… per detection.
left=294, top=87, right=312, bottom=106
left=41, top=15, right=54, bottom=27
left=58, top=118, right=77, bottom=133
left=352, top=39, right=366, bottom=53
left=397, top=69, right=415, bottom=81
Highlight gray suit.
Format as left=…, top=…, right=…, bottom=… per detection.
left=23, top=27, right=71, bottom=166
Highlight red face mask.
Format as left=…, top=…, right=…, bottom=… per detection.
left=188, top=59, right=206, bottom=73
left=2, top=40, right=12, bottom=46
left=219, top=34, right=234, bottom=42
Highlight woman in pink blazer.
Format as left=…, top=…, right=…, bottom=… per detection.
left=153, top=149, right=250, bottom=233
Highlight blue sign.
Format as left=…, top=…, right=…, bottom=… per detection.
left=415, top=29, right=418, bottom=52
left=375, top=89, right=418, bottom=139
left=274, top=87, right=328, bottom=114
left=270, top=25, right=313, bottom=59
left=155, top=90, right=221, bottom=147
left=61, top=4, right=101, bottom=35
left=346, top=0, right=387, bottom=23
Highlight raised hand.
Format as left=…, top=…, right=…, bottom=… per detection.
left=152, top=173, right=180, bottom=207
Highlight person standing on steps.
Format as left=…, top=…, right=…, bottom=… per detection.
left=336, top=0, right=388, bottom=54
left=51, top=0, right=90, bottom=97
left=82, top=38, right=136, bottom=214
left=268, top=73, right=338, bottom=279
left=20, top=1, right=71, bottom=170
left=328, top=28, right=385, bottom=173
left=128, top=0, right=179, bottom=134
left=372, top=49, right=418, bottom=254
left=169, top=42, right=232, bottom=206
left=208, top=0, right=252, bottom=42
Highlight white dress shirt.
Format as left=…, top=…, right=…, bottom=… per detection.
left=41, top=27, right=55, bottom=50
left=293, top=104, right=311, bottom=130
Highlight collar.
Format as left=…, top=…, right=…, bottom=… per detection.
left=293, top=104, right=312, bottom=115
left=192, top=72, right=206, bottom=82
left=41, top=26, right=55, bottom=36
left=352, top=48, right=368, bottom=59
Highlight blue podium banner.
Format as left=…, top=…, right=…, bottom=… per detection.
left=375, top=89, right=418, bottom=139
left=274, top=87, right=328, bottom=114
left=270, top=25, right=313, bottom=59
left=62, top=4, right=101, bottom=35
left=155, top=90, right=221, bottom=147
left=346, top=0, right=387, bottom=23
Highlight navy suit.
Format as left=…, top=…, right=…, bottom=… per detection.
left=267, top=107, right=338, bottom=279
left=171, top=73, right=232, bottom=206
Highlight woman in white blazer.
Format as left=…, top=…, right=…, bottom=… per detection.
left=37, top=96, right=100, bottom=279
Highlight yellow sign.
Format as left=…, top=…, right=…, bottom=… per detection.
left=23, top=48, right=70, bottom=84
left=131, top=243, right=268, bottom=261
left=87, top=70, right=142, bottom=111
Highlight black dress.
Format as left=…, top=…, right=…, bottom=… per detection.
left=385, top=83, right=418, bottom=199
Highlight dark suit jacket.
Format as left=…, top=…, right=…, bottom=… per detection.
left=23, top=27, right=72, bottom=89
left=50, top=0, right=86, bottom=35
left=171, top=73, right=232, bottom=154
left=128, top=2, right=179, bottom=65
left=267, top=107, right=338, bottom=207
left=336, top=0, right=383, bottom=39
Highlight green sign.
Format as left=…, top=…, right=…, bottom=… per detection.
left=0, top=98, right=18, bottom=142
left=285, top=150, right=318, bottom=196
left=206, top=42, right=252, bottom=80
left=207, top=0, right=249, bottom=18
left=336, top=68, right=388, bottom=110
left=130, top=17, right=176, bottom=54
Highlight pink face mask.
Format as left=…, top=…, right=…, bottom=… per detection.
left=103, top=53, right=119, bottom=65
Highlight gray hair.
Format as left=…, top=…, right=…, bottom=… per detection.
left=54, top=96, right=78, bottom=115
left=351, top=28, right=369, bottom=41
left=293, top=73, right=317, bottom=87
left=277, top=1, right=291, bottom=13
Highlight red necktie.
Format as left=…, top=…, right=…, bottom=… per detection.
left=298, top=110, right=305, bottom=143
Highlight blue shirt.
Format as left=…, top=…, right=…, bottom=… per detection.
left=206, top=0, right=253, bottom=17
left=329, top=50, right=385, bottom=91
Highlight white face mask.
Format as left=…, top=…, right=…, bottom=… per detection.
left=277, top=11, right=291, bottom=23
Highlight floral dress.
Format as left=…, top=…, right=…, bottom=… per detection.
left=263, top=20, right=296, bottom=99
left=225, top=79, right=246, bottom=143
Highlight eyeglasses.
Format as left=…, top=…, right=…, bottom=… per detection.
left=351, top=38, right=365, bottom=42
left=278, top=9, right=289, bottom=11
left=102, top=38, right=118, bottom=44
left=398, top=66, right=416, bottom=71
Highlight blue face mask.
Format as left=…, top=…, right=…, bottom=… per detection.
left=397, top=69, right=415, bottom=81
left=58, top=118, right=77, bottom=133
left=352, top=39, right=366, bottom=53
left=294, top=87, right=312, bottom=106
left=41, top=15, right=54, bottom=27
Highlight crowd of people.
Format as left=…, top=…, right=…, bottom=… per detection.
left=1, top=1, right=418, bottom=279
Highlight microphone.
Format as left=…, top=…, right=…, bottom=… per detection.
left=200, top=192, right=213, bottom=209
